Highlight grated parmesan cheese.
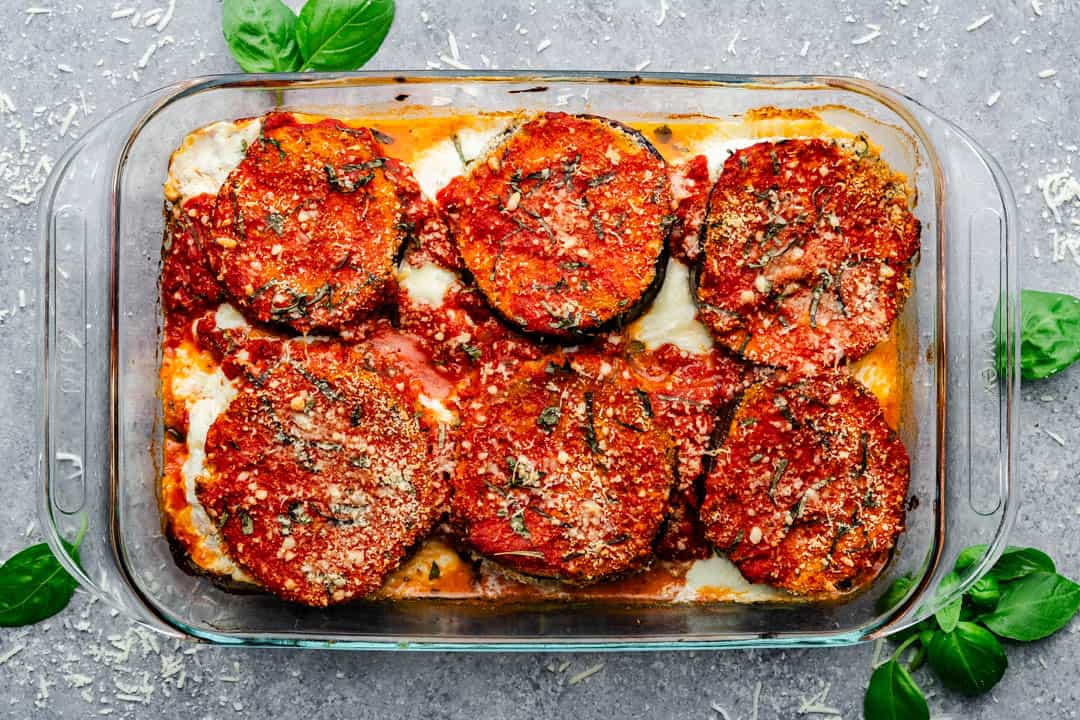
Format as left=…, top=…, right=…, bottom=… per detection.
left=798, top=683, right=842, bottom=716
left=1038, top=170, right=1080, bottom=223
left=157, top=0, right=176, bottom=32
left=965, top=13, right=993, bottom=31
left=852, top=24, right=882, bottom=45
left=986, top=90, right=1001, bottom=107
left=59, top=103, right=78, bottom=138
left=438, top=55, right=470, bottom=70
left=567, top=662, right=605, bottom=685
left=1038, top=68, right=1057, bottom=79
left=447, top=30, right=460, bottom=60
left=655, top=0, right=669, bottom=26
left=710, top=703, right=732, bottom=720
left=1044, top=428, right=1067, bottom=447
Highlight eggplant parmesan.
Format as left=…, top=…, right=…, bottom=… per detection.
left=451, top=352, right=675, bottom=582
left=206, top=113, right=411, bottom=332
left=197, top=344, right=447, bottom=606
left=438, top=113, right=671, bottom=339
left=700, top=370, right=910, bottom=596
left=694, top=138, right=920, bottom=373
left=160, top=107, right=917, bottom=607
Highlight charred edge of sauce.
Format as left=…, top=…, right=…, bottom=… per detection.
left=603, top=75, right=644, bottom=85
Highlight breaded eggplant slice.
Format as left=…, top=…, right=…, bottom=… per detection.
left=197, top=346, right=447, bottom=607
left=694, top=138, right=920, bottom=373
left=438, top=112, right=672, bottom=340
left=451, top=352, right=675, bottom=583
left=700, top=370, right=910, bottom=596
left=206, top=112, right=410, bottom=332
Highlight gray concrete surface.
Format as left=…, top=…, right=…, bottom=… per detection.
left=1, top=0, right=1079, bottom=717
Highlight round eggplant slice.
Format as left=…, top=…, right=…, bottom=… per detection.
left=198, top=346, right=447, bottom=607
left=451, top=352, right=675, bottom=583
left=694, top=138, right=920, bottom=373
left=207, top=113, right=410, bottom=332
left=700, top=370, right=910, bottom=596
left=438, top=112, right=672, bottom=340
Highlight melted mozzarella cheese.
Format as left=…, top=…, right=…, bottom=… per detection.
left=396, top=262, right=459, bottom=306
left=630, top=259, right=713, bottom=354
left=213, top=302, right=248, bottom=330
left=410, top=119, right=514, bottom=199
left=164, top=118, right=262, bottom=203
left=170, top=345, right=246, bottom=580
left=418, top=393, right=457, bottom=425
left=677, top=554, right=785, bottom=603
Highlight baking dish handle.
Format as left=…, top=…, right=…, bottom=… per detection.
left=35, top=86, right=191, bottom=637
left=871, top=99, right=1020, bottom=637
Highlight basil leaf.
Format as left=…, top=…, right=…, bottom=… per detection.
left=296, top=0, right=395, bottom=72
left=996, top=289, right=1080, bottom=380
left=989, top=547, right=1056, bottom=582
left=927, top=622, right=1007, bottom=695
left=980, top=572, right=1080, bottom=641
left=954, top=544, right=987, bottom=572
left=968, top=575, right=1001, bottom=609
left=955, top=544, right=1055, bottom=582
left=0, top=540, right=81, bottom=627
left=935, top=571, right=962, bottom=633
left=876, top=574, right=914, bottom=614
left=223, top=0, right=304, bottom=73
left=863, top=659, right=929, bottom=720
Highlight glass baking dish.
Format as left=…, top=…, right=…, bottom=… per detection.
left=35, top=71, right=1019, bottom=650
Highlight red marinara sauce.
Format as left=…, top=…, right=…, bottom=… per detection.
left=667, top=153, right=711, bottom=264
left=622, top=341, right=749, bottom=560
left=161, top=195, right=224, bottom=313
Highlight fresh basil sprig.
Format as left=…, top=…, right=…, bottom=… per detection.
left=223, top=0, right=395, bottom=74
left=995, top=289, right=1080, bottom=380
left=0, top=522, right=85, bottom=627
left=865, top=545, right=1080, bottom=719
left=865, top=645, right=929, bottom=720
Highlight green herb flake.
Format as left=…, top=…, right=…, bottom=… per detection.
left=509, top=509, right=530, bottom=539
left=537, top=406, right=561, bottom=432
left=587, top=171, right=617, bottom=188
left=583, top=391, right=602, bottom=454
left=266, top=211, right=285, bottom=236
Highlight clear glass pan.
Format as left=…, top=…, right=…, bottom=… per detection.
left=36, top=71, right=1019, bottom=650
